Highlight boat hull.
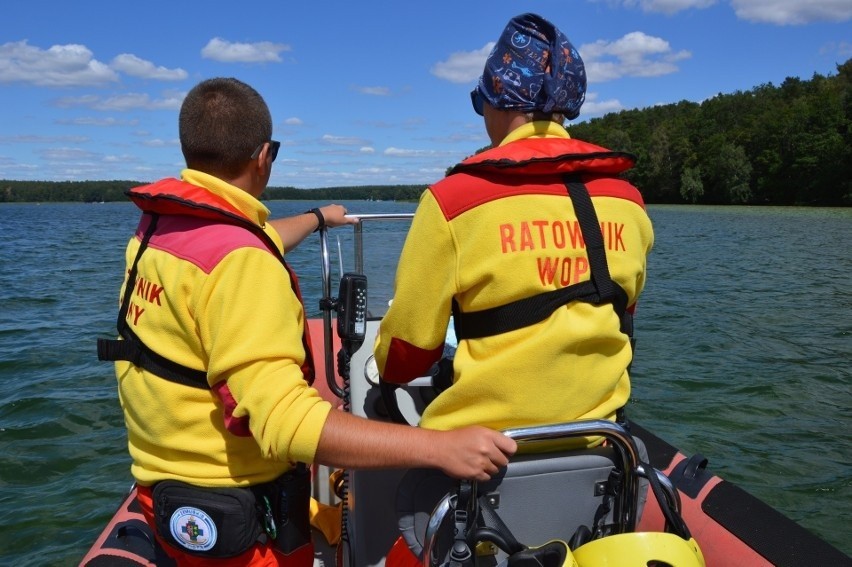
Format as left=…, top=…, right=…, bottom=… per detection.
left=82, top=313, right=852, bottom=566
left=633, top=422, right=850, bottom=566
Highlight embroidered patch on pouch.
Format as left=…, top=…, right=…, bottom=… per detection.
left=169, top=506, right=218, bottom=551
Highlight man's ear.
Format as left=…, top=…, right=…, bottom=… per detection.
left=255, top=143, right=272, bottom=174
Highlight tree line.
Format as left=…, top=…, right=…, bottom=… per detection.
left=261, top=185, right=425, bottom=202
left=2, top=59, right=849, bottom=206
left=567, top=58, right=851, bottom=206
left=0, top=179, right=425, bottom=204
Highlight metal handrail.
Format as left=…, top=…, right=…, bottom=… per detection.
left=318, top=213, right=414, bottom=398
left=422, top=419, right=652, bottom=566
left=348, top=213, right=414, bottom=273
left=318, top=225, right=343, bottom=398
left=422, top=493, right=455, bottom=565
left=503, top=419, right=643, bottom=533
left=636, top=463, right=683, bottom=525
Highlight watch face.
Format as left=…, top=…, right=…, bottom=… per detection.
left=364, top=355, right=380, bottom=386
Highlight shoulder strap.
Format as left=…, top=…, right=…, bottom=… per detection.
left=452, top=176, right=628, bottom=341
left=99, top=211, right=317, bottom=388
left=564, top=176, right=617, bottom=303
left=97, top=213, right=210, bottom=389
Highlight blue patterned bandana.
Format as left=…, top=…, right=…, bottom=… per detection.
left=473, top=13, right=586, bottom=120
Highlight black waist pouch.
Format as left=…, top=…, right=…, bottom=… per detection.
left=152, top=480, right=264, bottom=558
left=268, top=465, right=312, bottom=554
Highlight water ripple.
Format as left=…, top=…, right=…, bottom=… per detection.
left=1, top=202, right=850, bottom=563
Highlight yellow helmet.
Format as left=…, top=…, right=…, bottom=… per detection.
left=572, top=532, right=705, bottom=567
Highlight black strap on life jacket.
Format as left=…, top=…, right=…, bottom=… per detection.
left=98, top=210, right=317, bottom=389
left=452, top=175, right=631, bottom=341
left=97, top=213, right=211, bottom=389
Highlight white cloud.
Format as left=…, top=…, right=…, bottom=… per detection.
left=102, top=154, right=139, bottom=163
left=360, top=147, right=375, bottom=154
left=56, top=117, right=140, bottom=127
left=321, top=134, right=370, bottom=146
left=613, top=0, right=717, bottom=14
left=0, top=40, right=118, bottom=87
left=431, top=42, right=495, bottom=84
left=94, top=92, right=177, bottom=111
left=354, top=85, right=391, bottom=96
left=731, top=0, right=852, bottom=25
left=40, top=147, right=99, bottom=161
left=821, top=40, right=852, bottom=58
left=610, top=0, right=852, bottom=24
left=437, top=131, right=488, bottom=144
left=53, top=94, right=100, bottom=107
left=53, top=92, right=184, bottom=112
left=201, top=38, right=290, bottom=63
left=141, top=138, right=179, bottom=148
left=580, top=32, right=691, bottom=82
left=0, top=134, right=88, bottom=144
left=383, top=147, right=460, bottom=158
left=432, top=31, right=690, bottom=86
left=579, top=93, right=625, bottom=117
left=284, top=117, right=303, bottom=126
left=110, top=54, right=187, bottom=80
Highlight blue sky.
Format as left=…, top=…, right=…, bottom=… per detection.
left=1, top=0, right=850, bottom=189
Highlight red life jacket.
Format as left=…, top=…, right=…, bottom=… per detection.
left=97, top=178, right=316, bottom=387
left=438, top=138, right=640, bottom=341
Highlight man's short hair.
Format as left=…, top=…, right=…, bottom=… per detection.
left=179, top=77, right=273, bottom=178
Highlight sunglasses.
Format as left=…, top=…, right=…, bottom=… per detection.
left=470, top=88, right=485, bottom=116
left=250, top=140, right=280, bottom=163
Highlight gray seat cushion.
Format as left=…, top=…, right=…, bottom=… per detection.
left=395, top=446, right=620, bottom=561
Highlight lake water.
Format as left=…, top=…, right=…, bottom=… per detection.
left=0, top=201, right=849, bottom=565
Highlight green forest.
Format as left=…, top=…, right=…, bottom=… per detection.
left=568, top=59, right=851, bottom=206
left=2, top=59, right=849, bottom=206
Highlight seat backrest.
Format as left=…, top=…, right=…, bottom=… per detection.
left=396, top=445, right=620, bottom=564
left=483, top=447, right=619, bottom=549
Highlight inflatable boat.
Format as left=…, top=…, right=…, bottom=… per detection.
left=81, top=213, right=851, bottom=567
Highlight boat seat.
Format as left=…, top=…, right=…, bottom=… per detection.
left=396, top=445, right=622, bottom=564
left=396, top=421, right=651, bottom=565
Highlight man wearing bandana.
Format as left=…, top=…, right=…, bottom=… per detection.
left=375, top=13, right=654, bottom=439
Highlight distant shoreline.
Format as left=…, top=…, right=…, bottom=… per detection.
left=2, top=180, right=849, bottom=207
left=0, top=181, right=427, bottom=205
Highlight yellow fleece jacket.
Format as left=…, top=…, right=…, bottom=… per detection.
left=115, top=170, right=331, bottom=487
left=374, top=125, right=654, bottom=433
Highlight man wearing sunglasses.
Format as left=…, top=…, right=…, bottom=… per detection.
left=376, top=13, right=654, bottom=446
left=101, top=77, right=516, bottom=566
